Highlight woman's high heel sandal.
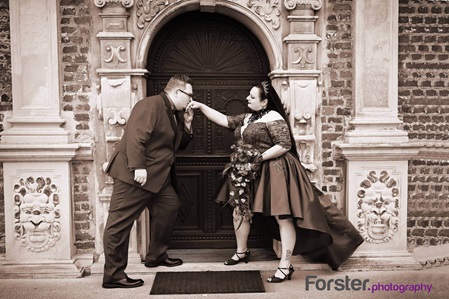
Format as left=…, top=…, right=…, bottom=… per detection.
left=224, top=249, right=251, bottom=266
left=266, top=265, right=295, bottom=283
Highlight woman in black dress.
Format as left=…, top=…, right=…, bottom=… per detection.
left=187, top=81, right=363, bottom=283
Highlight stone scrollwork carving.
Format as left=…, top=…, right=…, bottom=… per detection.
left=108, top=109, right=129, bottom=125
left=13, top=177, right=61, bottom=252
left=292, top=46, right=314, bottom=68
left=248, top=0, right=281, bottom=30
left=94, top=0, right=134, bottom=8
left=105, top=45, right=128, bottom=67
left=136, top=0, right=174, bottom=29
left=356, top=170, right=400, bottom=244
left=284, top=0, right=322, bottom=10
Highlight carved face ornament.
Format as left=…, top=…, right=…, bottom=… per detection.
left=357, top=171, right=399, bottom=244
left=14, top=177, right=61, bottom=252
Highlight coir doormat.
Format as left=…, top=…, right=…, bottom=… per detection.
left=150, top=270, right=265, bottom=295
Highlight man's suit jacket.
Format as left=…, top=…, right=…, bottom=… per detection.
left=106, top=92, right=192, bottom=193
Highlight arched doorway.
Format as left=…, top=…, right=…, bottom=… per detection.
left=146, top=11, right=271, bottom=249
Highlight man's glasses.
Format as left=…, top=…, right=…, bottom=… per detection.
left=178, top=89, right=194, bottom=99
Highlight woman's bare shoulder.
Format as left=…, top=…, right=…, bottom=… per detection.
left=264, top=110, right=284, bottom=122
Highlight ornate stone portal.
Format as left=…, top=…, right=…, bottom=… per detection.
left=93, top=0, right=325, bottom=265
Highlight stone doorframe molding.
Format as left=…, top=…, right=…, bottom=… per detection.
left=93, top=0, right=324, bottom=264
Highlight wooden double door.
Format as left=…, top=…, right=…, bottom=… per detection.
left=146, top=12, right=270, bottom=249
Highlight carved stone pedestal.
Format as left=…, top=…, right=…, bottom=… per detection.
left=335, top=144, right=421, bottom=271
left=0, top=158, right=80, bottom=278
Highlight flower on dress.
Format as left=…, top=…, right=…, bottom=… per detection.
left=222, top=140, right=262, bottom=229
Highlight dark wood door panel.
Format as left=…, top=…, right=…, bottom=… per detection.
left=172, top=157, right=271, bottom=249
left=146, top=11, right=270, bottom=249
left=172, top=160, right=236, bottom=249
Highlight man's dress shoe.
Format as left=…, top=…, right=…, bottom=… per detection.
left=102, top=276, right=144, bottom=288
left=144, top=257, right=183, bottom=267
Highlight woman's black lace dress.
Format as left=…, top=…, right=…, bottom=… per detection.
left=214, top=114, right=364, bottom=269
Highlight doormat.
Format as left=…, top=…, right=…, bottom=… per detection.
left=150, top=270, right=265, bottom=295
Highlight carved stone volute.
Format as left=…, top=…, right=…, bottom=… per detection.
left=284, top=0, right=322, bottom=11
left=94, top=0, right=134, bottom=8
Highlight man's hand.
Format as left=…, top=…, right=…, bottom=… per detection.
left=134, top=168, right=147, bottom=186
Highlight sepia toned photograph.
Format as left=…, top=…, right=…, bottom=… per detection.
left=0, top=0, right=448, bottom=298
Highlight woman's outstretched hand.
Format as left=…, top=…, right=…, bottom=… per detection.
left=186, top=100, right=229, bottom=128
left=186, top=100, right=203, bottom=111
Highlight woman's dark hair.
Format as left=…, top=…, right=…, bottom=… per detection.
left=255, top=81, right=299, bottom=158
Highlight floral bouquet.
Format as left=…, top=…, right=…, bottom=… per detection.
left=222, top=140, right=262, bottom=229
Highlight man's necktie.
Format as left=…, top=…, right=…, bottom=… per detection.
left=172, top=110, right=179, bottom=123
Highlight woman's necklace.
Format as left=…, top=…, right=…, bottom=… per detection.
left=248, top=109, right=270, bottom=124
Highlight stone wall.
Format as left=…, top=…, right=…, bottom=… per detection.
left=59, top=0, right=96, bottom=253
left=321, top=0, right=449, bottom=249
left=321, top=0, right=353, bottom=205
left=60, top=0, right=93, bottom=142
left=0, top=0, right=10, bottom=113
left=408, top=160, right=449, bottom=247
left=398, top=0, right=449, bottom=141
left=0, top=0, right=448, bottom=255
left=398, top=0, right=449, bottom=249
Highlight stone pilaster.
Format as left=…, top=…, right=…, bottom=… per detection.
left=270, top=0, right=323, bottom=172
left=0, top=0, right=91, bottom=278
left=93, top=0, right=148, bottom=272
left=334, top=0, right=420, bottom=270
left=1, top=0, right=68, bottom=143
left=344, top=0, right=408, bottom=143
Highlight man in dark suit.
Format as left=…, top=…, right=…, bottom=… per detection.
left=102, top=74, right=194, bottom=288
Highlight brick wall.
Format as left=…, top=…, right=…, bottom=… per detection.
left=72, top=162, right=95, bottom=251
left=321, top=0, right=353, bottom=205
left=60, top=0, right=93, bottom=141
left=59, top=0, right=95, bottom=253
left=398, top=0, right=449, bottom=249
left=0, top=0, right=10, bottom=254
left=0, top=0, right=10, bottom=114
left=398, top=0, right=449, bottom=141
left=408, top=160, right=449, bottom=247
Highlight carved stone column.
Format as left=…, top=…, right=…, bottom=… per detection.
left=271, top=0, right=322, bottom=172
left=334, top=0, right=420, bottom=270
left=93, top=0, right=148, bottom=271
left=0, top=0, right=90, bottom=277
